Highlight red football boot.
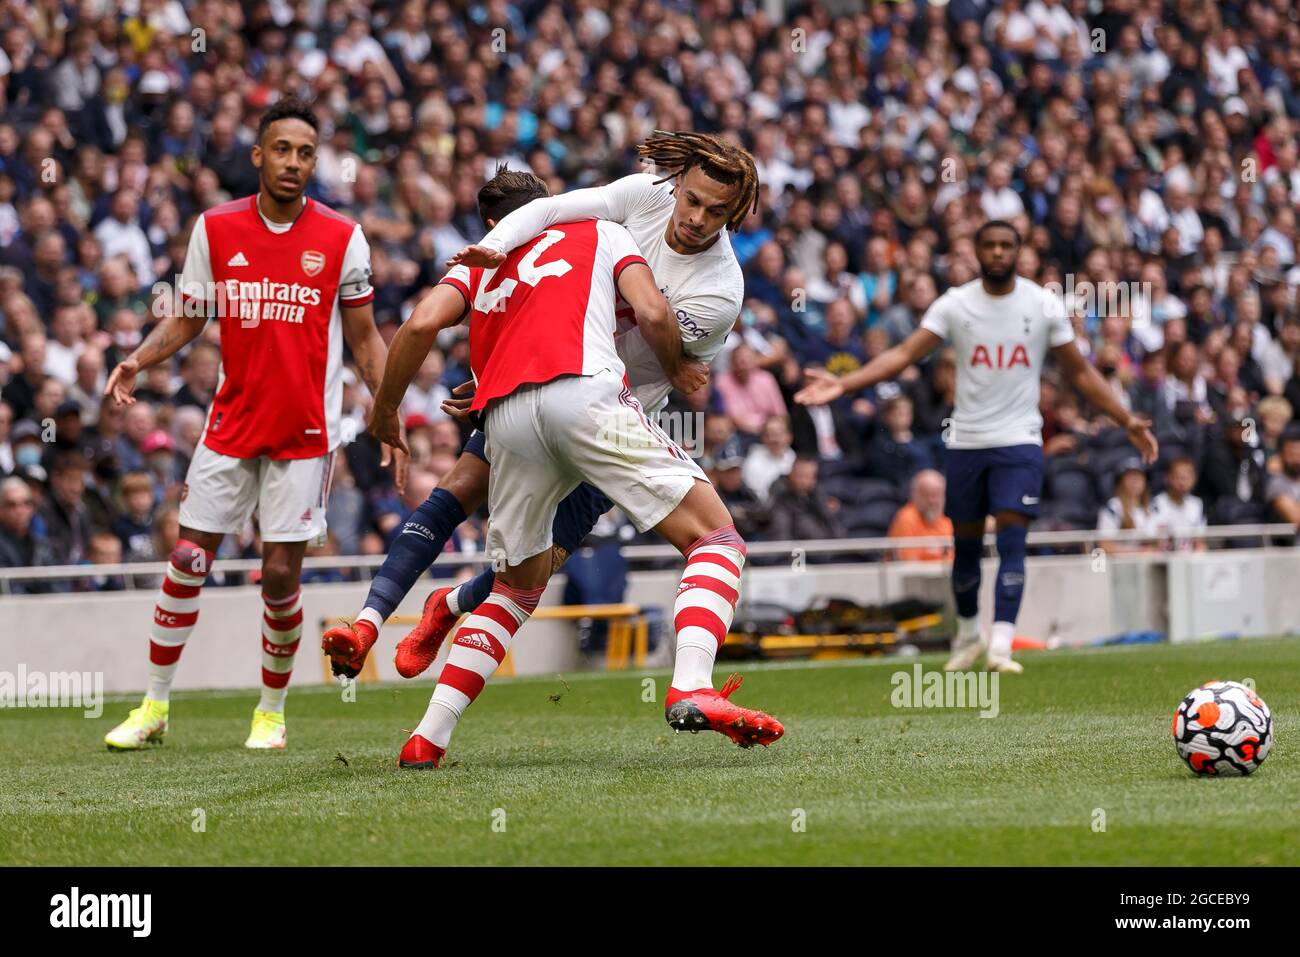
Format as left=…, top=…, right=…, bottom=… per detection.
left=394, top=586, right=459, bottom=679
left=664, top=673, right=785, bottom=748
left=320, top=619, right=378, bottom=680
left=398, top=733, right=445, bottom=769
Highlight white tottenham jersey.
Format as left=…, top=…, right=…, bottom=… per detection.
left=478, top=173, right=745, bottom=412
left=920, top=277, right=1074, bottom=449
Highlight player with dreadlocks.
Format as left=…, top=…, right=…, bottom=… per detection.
left=322, top=132, right=771, bottom=747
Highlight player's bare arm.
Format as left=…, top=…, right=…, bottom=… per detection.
left=368, top=283, right=468, bottom=452
left=104, top=312, right=208, bottom=405
left=795, top=328, right=943, bottom=406
left=616, top=261, right=707, bottom=394
left=1052, top=339, right=1158, bottom=464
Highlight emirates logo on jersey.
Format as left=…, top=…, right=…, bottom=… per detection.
left=301, top=250, right=326, bottom=277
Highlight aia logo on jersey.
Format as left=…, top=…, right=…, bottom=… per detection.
left=301, top=250, right=326, bottom=277
left=677, top=580, right=698, bottom=595
left=971, top=344, right=1031, bottom=369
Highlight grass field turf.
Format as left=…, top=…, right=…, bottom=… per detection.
left=2, top=636, right=1296, bottom=866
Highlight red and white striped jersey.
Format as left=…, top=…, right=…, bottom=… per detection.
left=439, top=219, right=648, bottom=412
left=179, top=195, right=373, bottom=460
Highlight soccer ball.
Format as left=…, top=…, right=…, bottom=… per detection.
left=1172, top=681, right=1272, bottom=776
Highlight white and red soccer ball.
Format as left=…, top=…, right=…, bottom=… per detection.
left=1172, top=680, right=1272, bottom=776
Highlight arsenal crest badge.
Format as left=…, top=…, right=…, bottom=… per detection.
left=301, top=250, right=326, bottom=276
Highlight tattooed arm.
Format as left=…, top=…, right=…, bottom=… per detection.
left=104, top=312, right=208, bottom=406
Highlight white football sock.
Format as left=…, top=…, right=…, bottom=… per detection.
left=989, top=621, right=1015, bottom=659
left=445, top=582, right=465, bottom=616
left=670, top=527, right=746, bottom=692
left=956, top=615, right=980, bottom=644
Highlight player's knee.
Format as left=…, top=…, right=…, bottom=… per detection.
left=439, top=459, right=488, bottom=513
left=260, top=556, right=298, bottom=595
left=688, top=523, right=747, bottom=567
left=170, top=539, right=215, bottom=577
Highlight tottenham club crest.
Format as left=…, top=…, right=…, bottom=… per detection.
left=301, top=250, right=326, bottom=277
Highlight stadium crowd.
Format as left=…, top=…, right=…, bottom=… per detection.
left=4, top=0, right=1300, bottom=591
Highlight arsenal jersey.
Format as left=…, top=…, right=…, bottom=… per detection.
left=179, top=195, right=373, bottom=459
left=439, top=219, right=648, bottom=412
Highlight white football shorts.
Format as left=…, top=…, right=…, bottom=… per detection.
left=484, top=369, right=705, bottom=566
left=179, top=440, right=335, bottom=543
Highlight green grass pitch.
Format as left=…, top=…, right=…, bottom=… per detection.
left=2, top=636, right=1297, bottom=866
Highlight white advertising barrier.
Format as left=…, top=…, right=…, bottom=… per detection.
left=5, top=547, right=1297, bottom=695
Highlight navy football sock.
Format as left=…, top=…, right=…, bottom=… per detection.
left=993, top=525, right=1028, bottom=625
left=364, top=489, right=466, bottom=621
left=452, top=566, right=497, bottom=614
left=951, top=535, right=983, bottom=620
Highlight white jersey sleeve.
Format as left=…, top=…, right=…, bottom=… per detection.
left=1043, top=286, right=1074, bottom=348
left=919, top=290, right=956, bottom=340
left=479, top=174, right=672, bottom=256
left=338, top=224, right=374, bottom=306
left=598, top=219, right=649, bottom=276
left=438, top=262, right=473, bottom=311
left=178, top=214, right=212, bottom=304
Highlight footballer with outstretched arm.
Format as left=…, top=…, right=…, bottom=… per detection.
left=323, top=133, right=768, bottom=742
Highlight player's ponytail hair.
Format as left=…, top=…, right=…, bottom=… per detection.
left=477, top=164, right=550, bottom=227
left=637, top=130, right=760, bottom=232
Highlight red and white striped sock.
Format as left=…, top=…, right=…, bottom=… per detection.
left=146, top=539, right=216, bottom=702
left=258, top=588, right=303, bottom=713
left=413, top=581, right=543, bottom=748
left=671, top=525, right=746, bottom=693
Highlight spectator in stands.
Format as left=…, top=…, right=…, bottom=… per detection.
left=172, top=343, right=219, bottom=411
left=888, top=469, right=954, bottom=562
left=39, top=452, right=99, bottom=566
left=1128, top=349, right=1176, bottom=438
left=92, top=189, right=153, bottom=288
left=742, top=415, right=795, bottom=501
left=1098, top=460, right=1160, bottom=552
left=909, top=347, right=956, bottom=439
left=715, top=342, right=788, bottom=436
left=1200, top=417, right=1268, bottom=523
left=767, top=455, right=845, bottom=542
left=0, top=0, right=1298, bottom=572
left=709, top=450, right=770, bottom=541
left=0, top=400, right=13, bottom=474
left=84, top=529, right=125, bottom=591
left=111, top=471, right=156, bottom=560
left=1257, top=395, right=1294, bottom=467
left=0, top=475, right=55, bottom=585
left=878, top=273, right=937, bottom=346
left=1265, top=432, right=1300, bottom=531
left=696, top=411, right=740, bottom=472
left=862, top=394, right=934, bottom=485
left=1151, top=457, right=1207, bottom=551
